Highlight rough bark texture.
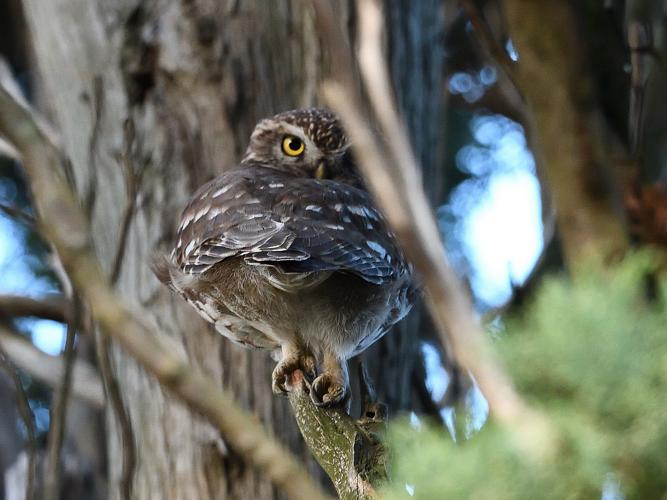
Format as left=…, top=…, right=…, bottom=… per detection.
left=19, top=0, right=446, bottom=498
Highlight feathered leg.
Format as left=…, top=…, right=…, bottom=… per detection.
left=272, top=343, right=316, bottom=395
left=310, top=350, right=349, bottom=407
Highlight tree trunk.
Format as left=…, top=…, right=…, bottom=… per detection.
left=19, top=0, right=446, bottom=498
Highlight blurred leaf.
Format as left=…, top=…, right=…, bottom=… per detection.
left=384, top=252, right=667, bottom=499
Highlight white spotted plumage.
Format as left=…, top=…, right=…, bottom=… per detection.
left=154, top=108, right=415, bottom=407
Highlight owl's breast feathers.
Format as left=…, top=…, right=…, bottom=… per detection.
left=170, top=165, right=411, bottom=285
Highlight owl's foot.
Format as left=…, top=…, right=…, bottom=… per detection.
left=272, top=346, right=316, bottom=395
left=310, top=373, right=348, bottom=407
left=310, top=354, right=349, bottom=407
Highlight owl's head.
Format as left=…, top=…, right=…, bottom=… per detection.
left=242, top=108, right=362, bottom=186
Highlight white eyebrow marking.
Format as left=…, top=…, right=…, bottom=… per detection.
left=268, top=183, right=284, bottom=188
left=305, top=205, right=322, bottom=212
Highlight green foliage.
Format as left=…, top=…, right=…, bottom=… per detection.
left=384, top=254, right=667, bottom=499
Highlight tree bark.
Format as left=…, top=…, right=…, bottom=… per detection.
left=19, top=0, right=446, bottom=498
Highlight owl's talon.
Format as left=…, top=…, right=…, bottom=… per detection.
left=272, top=357, right=298, bottom=395
left=272, top=348, right=316, bottom=395
left=310, top=373, right=347, bottom=407
left=301, top=354, right=317, bottom=382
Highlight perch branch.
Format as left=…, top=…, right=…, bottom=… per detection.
left=0, top=348, right=37, bottom=500
left=0, top=294, right=69, bottom=323
left=0, top=323, right=104, bottom=408
left=0, top=76, right=332, bottom=500
left=287, top=373, right=388, bottom=500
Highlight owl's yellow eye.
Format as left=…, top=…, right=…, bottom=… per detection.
left=281, top=135, right=305, bottom=157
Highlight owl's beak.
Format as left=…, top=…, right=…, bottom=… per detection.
left=314, top=162, right=327, bottom=180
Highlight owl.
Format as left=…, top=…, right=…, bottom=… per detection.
left=154, top=108, right=414, bottom=406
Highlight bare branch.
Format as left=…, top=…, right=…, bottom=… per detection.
left=0, top=294, right=69, bottom=323
left=310, top=0, right=522, bottom=424
left=459, top=0, right=516, bottom=80
left=0, top=73, right=332, bottom=500
left=0, top=349, right=37, bottom=500
left=0, top=323, right=104, bottom=408
left=0, top=135, right=21, bottom=160
left=110, top=118, right=144, bottom=286
left=94, top=327, right=136, bottom=499
left=307, top=0, right=557, bottom=456
left=0, top=203, right=36, bottom=226
left=44, top=296, right=79, bottom=500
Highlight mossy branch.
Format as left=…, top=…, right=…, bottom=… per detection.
left=287, top=371, right=388, bottom=500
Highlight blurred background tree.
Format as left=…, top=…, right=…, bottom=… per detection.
left=0, top=0, right=665, bottom=499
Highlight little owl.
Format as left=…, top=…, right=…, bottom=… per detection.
left=154, top=108, right=414, bottom=406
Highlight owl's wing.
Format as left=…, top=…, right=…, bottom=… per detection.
left=173, top=167, right=407, bottom=285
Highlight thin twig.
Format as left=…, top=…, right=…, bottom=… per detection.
left=0, top=349, right=37, bottom=500
left=84, top=75, right=103, bottom=218
left=0, top=73, right=333, bottom=500
left=308, top=0, right=552, bottom=446
left=0, top=294, right=69, bottom=323
left=457, top=0, right=556, bottom=248
left=459, top=0, right=516, bottom=78
left=0, top=135, right=21, bottom=160
left=106, top=117, right=143, bottom=496
left=0, top=323, right=104, bottom=408
left=0, top=203, right=36, bottom=226
left=94, top=327, right=136, bottom=499
left=110, top=118, right=145, bottom=286
left=44, top=295, right=80, bottom=500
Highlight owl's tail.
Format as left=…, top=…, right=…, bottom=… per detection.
left=150, top=252, right=174, bottom=286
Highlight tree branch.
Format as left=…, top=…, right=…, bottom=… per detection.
left=0, top=73, right=333, bottom=500
left=0, top=323, right=104, bottom=408
left=0, top=203, right=36, bottom=226
left=311, top=0, right=517, bottom=423
left=0, top=294, right=69, bottom=323
left=307, top=0, right=557, bottom=458
left=287, top=372, right=388, bottom=500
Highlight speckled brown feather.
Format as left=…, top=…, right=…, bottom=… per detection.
left=155, top=108, right=415, bottom=406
